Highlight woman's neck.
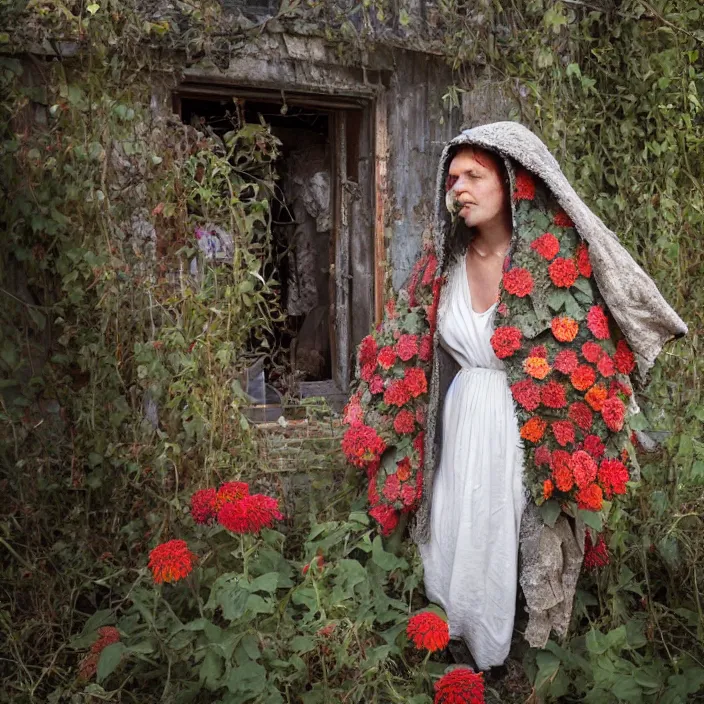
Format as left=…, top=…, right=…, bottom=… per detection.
left=473, top=212, right=513, bottom=253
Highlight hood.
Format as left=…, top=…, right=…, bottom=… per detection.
left=432, top=121, right=688, bottom=379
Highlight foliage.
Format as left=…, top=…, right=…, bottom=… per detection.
left=434, top=0, right=704, bottom=700
left=0, top=0, right=703, bottom=702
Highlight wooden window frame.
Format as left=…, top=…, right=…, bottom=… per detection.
left=173, top=84, right=386, bottom=402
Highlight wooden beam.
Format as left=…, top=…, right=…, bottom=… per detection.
left=333, top=111, right=351, bottom=393
left=373, top=94, right=389, bottom=325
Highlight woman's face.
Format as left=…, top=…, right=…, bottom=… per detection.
left=446, top=148, right=508, bottom=229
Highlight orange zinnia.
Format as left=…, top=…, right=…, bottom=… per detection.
left=148, top=539, right=197, bottom=584
left=551, top=316, right=579, bottom=343
left=523, top=356, right=551, bottom=380
left=543, top=479, right=554, bottom=500
left=585, top=383, right=608, bottom=412
left=520, top=416, right=548, bottom=443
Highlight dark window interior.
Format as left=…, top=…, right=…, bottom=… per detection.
left=179, top=96, right=335, bottom=393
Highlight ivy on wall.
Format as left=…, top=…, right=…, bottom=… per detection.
left=1, top=0, right=703, bottom=701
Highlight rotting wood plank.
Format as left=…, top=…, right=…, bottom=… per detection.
left=374, top=94, right=389, bottom=325
left=333, top=111, right=351, bottom=393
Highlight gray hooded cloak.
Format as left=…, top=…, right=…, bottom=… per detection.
left=410, top=121, right=687, bottom=648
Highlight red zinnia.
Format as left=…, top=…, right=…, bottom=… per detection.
left=609, top=379, right=632, bottom=399
left=401, top=482, right=419, bottom=509
left=581, top=341, right=604, bottom=363
left=343, top=394, right=364, bottom=425
left=503, top=268, right=534, bottom=297
left=613, top=339, right=636, bottom=375
left=585, top=383, right=608, bottom=412
left=551, top=316, right=579, bottom=342
left=514, top=169, right=536, bottom=201
left=572, top=450, right=598, bottom=488
left=78, top=626, right=122, bottom=680
left=568, top=402, right=593, bottom=431
left=530, top=232, right=560, bottom=260
left=369, top=505, right=399, bottom=536
left=148, top=539, right=197, bottom=584
left=404, top=367, right=428, bottom=398
left=586, top=306, right=611, bottom=340
left=597, top=354, right=615, bottom=378
left=342, top=423, right=387, bottom=466
left=511, top=379, right=541, bottom=411
left=419, top=334, right=433, bottom=362
left=393, top=409, right=416, bottom=434
left=601, top=396, right=626, bottom=432
left=520, top=416, right=547, bottom=443
left=552, top=420, right=575, bottom=447
left=535, top=445, right=552, bottom=466
left=218, top=493, right=283, bottom=534
left=369, top=375, right=385, bottom=394
left=576, top=241, right=592, bottom=278
left=528, top=345, right=548, bottom=359
left=384, top=379, right=411, bottom=407
left=576, top=482, right=603, bottom=511
left=553, top=210, right=574, bottom=228
left=541, top=381, right=567, bottom=409
left=190, top=488, right=217, bottom=525
left=554, top=349, right=579, bottom=374
left=215, top=481, right=249, bottom=510
left=406, top=612, right=450, bottom=652
left=396, top=334, right=419, bottom=361
left=598, top=458, right=629, bottom=498
left=434, top=667, right=485, bottom=704
left=422, top=254, right=439, bottom=287
left=548, top=257, right=579, bottom=288
left=551, top=450, right=573, bottom=492
left=382, top=473, right=401, bottom=501
left=490, top=326, right=523, bottom=359
left=571, top=364, right=597, bottom=391
left=584, top=530, right=609, bottom=571
left=378, top=346, right=397, bottom=370
left=358, top=335, right=377, bottom=367
left=582, top=434, right=605, bottom=459
left=360, top=362, right=375, bottom=382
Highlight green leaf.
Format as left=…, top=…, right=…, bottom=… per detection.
left=199, top=650, right=223, bottom=689
left=534, top=650, right=561, bottom=692
left=226, top=662, right=267, bottom=695
left=86, top=3, right=100, bottom=14
left=248, top=572, right=279, bottom=594
left=289, top=635, right=316, bottom=654
left=612, top=677, right=643, bottom=702
left=96, top=642, right=125, bottom=684
left=586, top=628, right=608, bottom=655
left=371, top=536, right=408, bottom=571
left=241, top=634, right=261, bottom=661
left=540, top=500, right=561, bottom=527
left=578, top=508, right=603, bottom=533
left=547, top=289, right=569, bottom=312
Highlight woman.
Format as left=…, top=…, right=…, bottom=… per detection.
left=342, top=122, right=687, bottom=671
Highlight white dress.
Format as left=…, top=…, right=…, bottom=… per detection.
left=419, top=252, right=525, bottom=670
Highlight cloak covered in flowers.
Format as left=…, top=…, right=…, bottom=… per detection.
left=342, top=122, right=687, bottom=647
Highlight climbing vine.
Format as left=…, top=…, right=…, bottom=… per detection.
left=0, top=0, right=703, bottom=702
